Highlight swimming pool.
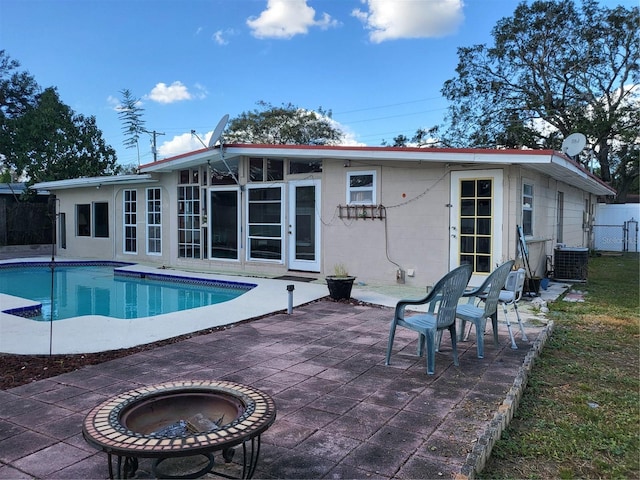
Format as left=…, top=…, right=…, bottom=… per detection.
left=0, top=260, right=328, bottom=354
left=0, top=262, right=255, bottom=321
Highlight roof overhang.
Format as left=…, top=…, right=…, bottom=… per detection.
left=30, top=174, right=157, bottom=191
left=138, top=144, right=615, bottom=197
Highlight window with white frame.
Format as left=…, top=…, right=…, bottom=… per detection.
left=347, top=171, right=376, bottom=205
left=247, top=185, right=283, bottom=261
left=123, top=190, right=137, bottom=253
left=522, top=183, right=534, bottom=236
left=146, top=187, right=162, bottom=255
left=178, top=185, right=200, bottom=258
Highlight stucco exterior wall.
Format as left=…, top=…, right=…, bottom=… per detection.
left=55, top=188, right=116, bottom=259
left=45, top=149, right=604, bottom=289
left=320, top=160, right=452, bottom=287
left=504, top=167, right=593, bottom=277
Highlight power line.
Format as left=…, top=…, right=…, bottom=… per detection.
left=334, top=96, right=444, bottom=116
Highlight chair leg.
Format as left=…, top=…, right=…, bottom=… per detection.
left=435, top=330, right=443, bottom=352
left=425, top=330, right=436, bottom=375
left=417, top=333, right=425, bottom=357
left=475, top=319, right=486, bottom=359
left=502, top=303, right=518, bottom=349
left=448, top=325, right=459, bottom=367
left=460, top=319, right=473, bottom=342
left=385, top=324, right=397, bottom=365
left=513, top=304, right=529, bottom=341
left=458, top=319, right=466, bottom=341
left=491, top=312, right=499, bottom=347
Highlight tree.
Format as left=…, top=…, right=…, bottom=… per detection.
left=0, top=52, right=120, bottom=185
left=440, top=0, right=639, bottom=185
left=117, top=88, right=146, bottom=161
left=225, top=101, right=344, bottom=145
left=0, top=50, right=40, bottom=180
left=8, top=87, right=119, bottom=184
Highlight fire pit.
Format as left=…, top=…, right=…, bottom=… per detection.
left=82, top=380, right=276, bottom=479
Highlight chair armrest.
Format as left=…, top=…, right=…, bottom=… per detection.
left=461, top=285, right=488, bottom=304
left=395, top=291, right=442, bottom=318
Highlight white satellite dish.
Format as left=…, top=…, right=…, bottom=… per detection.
left=207, top=114, right=229, bottom=148
left=561, top=133, right=587, bottom=157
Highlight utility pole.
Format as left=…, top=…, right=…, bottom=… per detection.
left=143, top=129, right=165, bottom=162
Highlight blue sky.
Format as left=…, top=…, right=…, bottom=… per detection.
left=1, top=0, right=633, bottom=167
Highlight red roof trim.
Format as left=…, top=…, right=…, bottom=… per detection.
left=141, top=143, right=559, bottom=169
left=139, top=143, right=612, bottom=193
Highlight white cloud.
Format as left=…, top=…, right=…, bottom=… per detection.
left=147, top=81, right=193, bottom=104
left=158, top=131, right=212, bottom=158
left=213, top=30, right=229, bottom=45
left=247, top=0, right=338, bottom=39
left=352, top=0, right=464, bottom=43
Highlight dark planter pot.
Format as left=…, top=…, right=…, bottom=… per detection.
left=325, top=276, right=356, bottom=300
left=525, top=277, right=542, bottom=296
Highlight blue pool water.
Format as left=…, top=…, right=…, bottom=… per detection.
left=0, top=263, right=254, bottom=321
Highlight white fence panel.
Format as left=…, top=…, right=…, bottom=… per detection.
left=593, top=203, right=640, bottom=252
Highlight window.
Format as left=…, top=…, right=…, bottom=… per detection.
left=178, top=186, right=200, bottom=258
left=249, top=157, right=284, bottom=182
left=522, top=183, right=534, bottom=236
left=347, top=171, right=376, bottom=205
left=76, top=204, right=90, bottom=236
left=247, top=186, right=283, bottom=261
left=124, top=190, right=137, bottom=253
left=557, top=192, right=564, bottom=243
left=289, top=159, right=322, bottom=174
left=94, top=203, right=109, bottom=238
left=76, top=202, right=109, bottom=238
left=209, top=158, right=239, bottom=185
left=146, top=188, right=162, bottom=255
left=59, top=213, right=66, bottom=249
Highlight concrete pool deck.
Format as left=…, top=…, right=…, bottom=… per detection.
left=1, top=257, right=566, bottom=355
left=0, top=259, right=329, bottom=355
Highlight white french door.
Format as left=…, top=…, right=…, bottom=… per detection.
left=288, top=180, right=321, bottom=272
left=449, top=170, right=503, bottom=284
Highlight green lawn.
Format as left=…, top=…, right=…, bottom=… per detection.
left=479, top=253, right=640, bottom=479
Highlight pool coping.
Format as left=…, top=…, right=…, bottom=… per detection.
left=0, top=258, right=328, bottom=355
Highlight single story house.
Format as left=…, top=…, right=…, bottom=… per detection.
left=31, top=144, right=615, bottom=288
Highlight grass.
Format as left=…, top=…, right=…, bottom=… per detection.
left=479, top=252, right=639, bottom=479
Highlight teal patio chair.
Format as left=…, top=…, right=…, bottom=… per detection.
left=385, top=264, right=472, bottom=375
left=456, top=260, right=515, bottom=359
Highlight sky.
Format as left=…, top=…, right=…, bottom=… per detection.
left=1, top=0, right=635, bottom=167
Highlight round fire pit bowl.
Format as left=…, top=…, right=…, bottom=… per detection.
left=82, top=380, right=276, bottom=479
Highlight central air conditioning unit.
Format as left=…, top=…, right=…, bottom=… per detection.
left=553, top=247, right=589, bottom=282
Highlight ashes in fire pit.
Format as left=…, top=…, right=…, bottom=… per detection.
left=82, top=380, right=276, bottom=479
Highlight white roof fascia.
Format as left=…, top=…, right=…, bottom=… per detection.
left=140, top=148, right=220, bottom=173
left=139, top=145, right=614, bottom=196
left=30, top=174, right=156, bottom=191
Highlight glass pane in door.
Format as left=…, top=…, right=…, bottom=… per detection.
left=210, top=190, right=238, bottom=259
left=459, top=179, right=493, bottom=273
left=295, top=186, right=316, bottom=261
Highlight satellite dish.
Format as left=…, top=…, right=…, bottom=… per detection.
left=561, top=133, right=587, bottom=157
left=207, top=114, right=229, bottom=148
